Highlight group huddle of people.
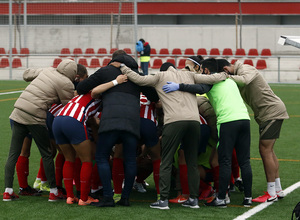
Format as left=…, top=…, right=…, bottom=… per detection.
left=3, top=48, right=288, bottom=210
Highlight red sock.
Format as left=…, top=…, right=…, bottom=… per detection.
left=16, top=156, right=29, bottom=188
left=212, top=166, right=220, bottom=193
left=152, top=159, right=160, bottom=194
left=199, top=179, right=210, bottom=192
left=91, top=163, right=101, bottom=190
left=55, top=153, right=65, bottom=187
left=74, top=157, right=82, bottom=192
left=63, top=161, right=74, bottom=198
left=39, top=158, right=47, bottom=181
left=179, top=164, right=189, bottom=195
left=112, top=158, right=124, bottom=194
left=80, top=162, right=93, bottom=202
left=231, top=149, right=240, bottom=179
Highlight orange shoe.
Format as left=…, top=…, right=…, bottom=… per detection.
left=66, top=197, right=79, bottom=204
left=252, top=192, right=278, bottom=203
left=78, top=196, right=99, bottom=206
left=169, top=195, right=189, bottom=204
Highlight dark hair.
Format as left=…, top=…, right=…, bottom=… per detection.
left=139, top=38, right=145, bottom=43
left=77, top=64, right=87, bottom=77
left=217, top=59, right=231, bottom=72
left=188, top=55, right=204, bottom=67
left=201, top=58, right=218, bottom=73
left=160, top=62, right=176, bottom=71
left=112, top=49, right=127, bottom=59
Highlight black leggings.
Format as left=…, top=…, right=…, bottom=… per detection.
left=217, top=119, right=252, bottom=199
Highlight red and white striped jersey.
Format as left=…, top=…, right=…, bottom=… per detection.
left=199, top=114, right=208, bottom=125
left=57, top=92, right=101, bottom=125
left=140, top=93, right=156, bottom=123
left=49, top=104, right=63, bottom=117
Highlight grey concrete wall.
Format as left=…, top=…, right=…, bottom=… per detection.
left=1, top=25, right=300, bottom=55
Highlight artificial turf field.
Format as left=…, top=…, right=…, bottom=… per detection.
left=0, top=80, right=299, bottom=220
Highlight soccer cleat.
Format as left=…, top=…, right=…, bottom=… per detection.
left=252, top=192, right=278, bottom=203
left=19, top=186, right=42, bottom=196
left=199, top=186, right=214, bottom=201
left=66, top=197, right=79, bottom=204
left=48, top=190, right=66, bottom=202
left=90, top=196, right=115, bottom=207
left=182, top=197, right=200, bottom=209
left=169, top=194, right=189, bottom=204
left=150, top=200, right=170, bottom=210
left=234, top=179, right=244, bottom=192
left=205, top=198, right=227, bottom=208
left=113, top=193, right=121, bottom=202
left=133, top=181, right=146, bottom=193
left=78, top=196, right=99, bottom=206
left=276, top=190, right=285, bottom=199
left=3, top=192, right=19, bottom=201
left=40, top=182, right=50, bottom=192
left=116, top=197, right=130, bottom=206
left=33, top=179, right=41, bottom=190
left=243, top=198, right=252, bottom=207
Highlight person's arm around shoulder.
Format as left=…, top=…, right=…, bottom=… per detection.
left=193, top=72, right=227, bottom=85
left=23, top=68, right=44, bottom=82
left=225, top=62, right=257, bottom=86
left=110, top=62, right=159, bottom=87
left=162, top=81, right=211, bottom=94
left=91, top=74, right=128, bottom=99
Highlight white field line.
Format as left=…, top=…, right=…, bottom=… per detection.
left=234, top=181, right=300, bottom=220
left=0, top=90, right=23, bottom=95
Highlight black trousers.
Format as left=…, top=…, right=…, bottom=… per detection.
left=217, top=119, right=252, bottom=199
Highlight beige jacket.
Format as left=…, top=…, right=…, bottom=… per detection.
left=10, top=59, right=77, bottom=125
left=121, top=66, right=226, bottom=125
left=229, top=61, right=289, bottom=125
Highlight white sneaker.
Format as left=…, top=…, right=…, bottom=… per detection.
left=133, top=181, right=146, bottom=193
left=225, top=193, right=230, bottom=204
left=276, top=190, right=285, bottom=199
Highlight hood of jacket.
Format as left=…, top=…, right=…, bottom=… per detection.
left=56, top=59, right=77, bottom=82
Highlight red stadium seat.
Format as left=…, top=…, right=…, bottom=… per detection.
left=0, top=48, right=6, bottom=56
left=261, top=48, right=272, bottom=57
left=52, top=58, right=62, bottom=68
left=256, top=59, right=267, bottom=70
left=123, top=48, right=132, bottom=54
left=222, top=48, right=233, bottom=56
left=235, top=48, right=246, bottom=57
left=172, top=48, right=182, bottom=56
left=78, top=58, right=88, bottom=67
left=7, top=48, right=18, bottom=56
left=197, top=48, right=207, bottom=56
left=0, top=58, right=9, bottom=68
left=177, top=58, right=186, bottom=69
left=209, top=48, right=220, bottom=56
left=150, top=48, right=157, bottom=56
left=20, top=48, right=29, bottom=57
left=248, top=48, right=259, bottom=57
left=184, top=48, right=195, bottom=56
left=152, top=58, right=163, bottom=69
left=96, top=48, right=108, bottom=57
left=110, top=48, right=118, bottom=54
left=243, top=59, right=254, bottom=66
left=166, top=58, right=176, bottom=66
left=60, top=48, right=71, bottom=57
left=230, top=59, right=238, bottom=65
left=85, top=48, right=95, bottom=57
left=89, top=58, right=101, bottom=68
left=12, top=58, right=22, bottom=68
left=73, top=48, right=83, bottom=57
left=101, top=58, right=111, bottom=67
left=159, top=48, right=169, bottom=57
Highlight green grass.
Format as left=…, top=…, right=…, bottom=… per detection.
left=0, top=80, right=299, bottom=220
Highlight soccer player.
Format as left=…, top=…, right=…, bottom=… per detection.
left=221, top=59, right=289, bottom=202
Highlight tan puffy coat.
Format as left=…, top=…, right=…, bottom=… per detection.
left=10, top=59, right=77, bottom=125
